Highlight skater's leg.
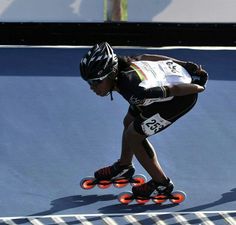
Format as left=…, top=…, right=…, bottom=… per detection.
left=124, top=122, right=168, bottom=184
left=94, top=112, right=136, bottom=180
left=119, top=112, right=135, bottom=165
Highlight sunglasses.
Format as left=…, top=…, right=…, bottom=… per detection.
left=87, top=70, right=114, bottom=86
left=87, top=79, right=103, bottom=86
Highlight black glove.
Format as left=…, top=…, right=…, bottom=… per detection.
left=192, top=69, right=208, bottom=88
left=184, top=62, right=208, bottom=88
left=184, top=62, right=200, bottom=75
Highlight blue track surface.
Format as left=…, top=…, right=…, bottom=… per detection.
left=0, top=46, right=235, bottom=218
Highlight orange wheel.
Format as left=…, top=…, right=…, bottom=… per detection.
left=97, top=180, right=112, bottom=189
left=113, top=179, right=128, bottom=188
left=170, top=191, right=186, bottom=204
left=131, top=175, right=146, bottom=187
left=136, top=197, right=149, bottom=204
left=80, top=177, right=95, bottom=190
left=152, top=194, right=167, bottom=204
left=118, top=192, right=133, bottom=204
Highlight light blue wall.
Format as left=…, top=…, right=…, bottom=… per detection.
left=0, top=0, right=235, bottom=22
left=0, top=0, right=104, bottom=22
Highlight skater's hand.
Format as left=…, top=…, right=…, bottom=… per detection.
left=185, top=62, right=208, bottom=88
left=184, top=62, right=200, bottom=75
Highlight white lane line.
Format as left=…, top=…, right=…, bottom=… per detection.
left=1, top=210, right=236, bottom=219
left=148, top=214, right=168, bottom=225
left=124, top=215, right=143, bottom=225
left=220, top=213, right=236, bottom=225
left=195, top=212, right=215, bottom=225
left=174, top=214, right=191, bottom=225
left=51, top=216, right=69, bottom=225
left=0, top=210, right=235, bottom=225
left=74, top=215, right=93, bottom=225
left=101, top=216, right=119, bottom=225
left=28, top=218, right=45, bottom=225
left=1, top=219, right=18, bottom=225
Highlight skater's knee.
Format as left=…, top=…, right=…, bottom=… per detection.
left=125, top=124, right=155, bottom=158
left=123, top=113, right=134, bottom=129
left=125, top=123, right=145, bottom=145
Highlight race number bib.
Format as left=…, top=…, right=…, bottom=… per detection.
left=132, top=60, right=192, bottom=91
left=141, top=113, right=171, bottom=136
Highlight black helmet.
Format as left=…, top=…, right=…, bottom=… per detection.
left=80, top=42, right=118, bottom=82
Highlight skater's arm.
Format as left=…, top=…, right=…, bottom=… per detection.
left=168, top=83, right=205, bottom=96
left=134, top=83, right=204, bottom=102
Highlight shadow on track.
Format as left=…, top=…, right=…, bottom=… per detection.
left=12, top=188, right=236, bottom=222
left=98, top=202, right=178, bottom=214
left=180, top=188, right=236, bottom=212
left=28, top=194, right=177, bottom=217
left=29, top=194, right=116, bottom=216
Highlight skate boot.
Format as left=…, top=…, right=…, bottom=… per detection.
left=80, top=160, right=146, bottom=189
left=132, top=178, right=174, bottom=198
left=94, top=160, right=135, bottom=180
left=118, top=178, right=186, bottom=204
